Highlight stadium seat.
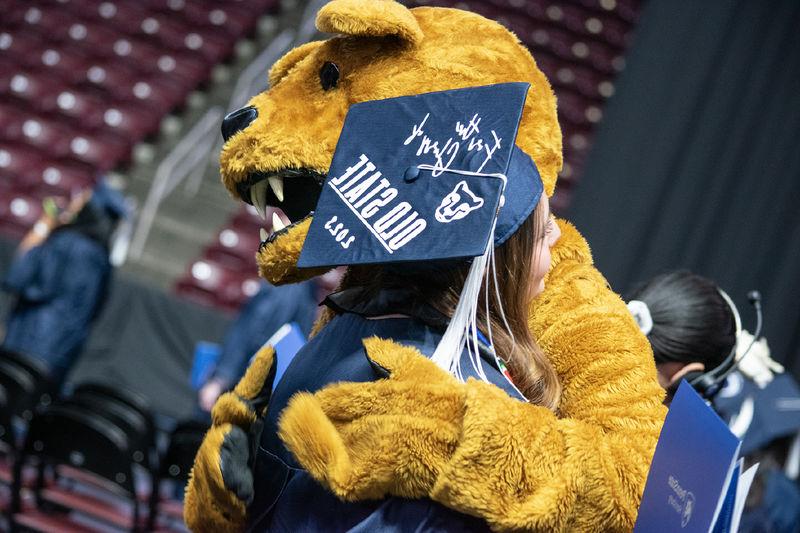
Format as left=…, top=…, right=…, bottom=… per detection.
left=175, top=258, right=261, bottom=311
left=205, top=227, right=261, bottom=271
left=12, top=404, right=143, bottom=531
left=59, top=396, right=154, bottom=473
left=37, top=86, right=110, bottom=131
left=0, top=188, right=44, bottom=239
left=0, top=30, right=44, bottom=59
left=147, top=420, right=209, bottom=530
left=0, top=142, right=47, bottom=182
left=0, top=102, right=28, bottom=141
left=179, top=2, right=256, bottom=40
left=0, top=352, right=54, bottom=423
left=36, top=160, right=96, bottom=194
left=0, top=67, right=70, bottom=106
left=7, top=115, right=73, bottom=159
left=0, top=349, right=53, bottom=394
left=0, top=382, right=13, bottom=452
left=66, top=130, right=132, bottom=170
left=71, top=382, right=158, bottom=470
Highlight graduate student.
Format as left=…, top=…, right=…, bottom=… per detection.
left=2, top=182, right=126, bottom=387
left=628, top=270, right=800, bottom=532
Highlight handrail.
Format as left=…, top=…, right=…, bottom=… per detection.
left=128, top=107, right=224, bottom=259
left=128, top=5, right=322, bottom=262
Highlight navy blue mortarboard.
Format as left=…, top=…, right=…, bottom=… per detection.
left=90, top=180, right=128, bottom=220
left=715, top=372, right=800, bottom=455
left=297, top=83, right=543, bottom=270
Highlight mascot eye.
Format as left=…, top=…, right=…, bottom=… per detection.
left=319, top=61, right=340, bottom=91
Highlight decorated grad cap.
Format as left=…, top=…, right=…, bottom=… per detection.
left=297, top=82, right=544, bottom=270
left=298, top=83, right=545, bottom=389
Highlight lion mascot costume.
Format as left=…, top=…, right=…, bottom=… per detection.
left=185, top=1, right=667, bottom=531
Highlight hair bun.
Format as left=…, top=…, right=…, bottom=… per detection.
left=627, top=300, right=653, bottom=336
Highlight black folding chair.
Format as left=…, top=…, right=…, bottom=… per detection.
left=147, top=420, right=209, bottom=530
left=0, top=350, right=52, bottom=390
left=12, top=404, right=143, bottom=532
left=0, top=351, right=54, bottom=423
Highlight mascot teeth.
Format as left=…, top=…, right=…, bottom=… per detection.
left=268, top=176, right=284, bottom=202
left=250, top=181, right=269, bottom=219
left=260, top=227, right=268, bottom=241
left=272, top=212, right=286, bottom=232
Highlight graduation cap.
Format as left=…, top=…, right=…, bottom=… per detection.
left=89, top=180, right=128, bottom=220
left=715, top=372, right=800, bottom=455
left=298, top=83, right=545, bottom=390
left=297, top=83, right=542, bottom=269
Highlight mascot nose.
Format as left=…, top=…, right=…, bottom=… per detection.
left=221, top=106, right=258, bottom=142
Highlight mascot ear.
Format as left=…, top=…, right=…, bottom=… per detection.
left=316, top=0, right=423, bottom=46
left=269, top=41, right=324, bottom=87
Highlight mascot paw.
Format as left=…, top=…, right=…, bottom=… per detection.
left=185, top=346, right=276, bottom=532
left=185, top=424, right=250, bottom=532
left=277, top=337, right=466, bottom=501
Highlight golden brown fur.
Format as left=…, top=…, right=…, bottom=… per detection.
left=188, top=1, right=667, bottom=531
left=279, top=221, right=667, bottom=531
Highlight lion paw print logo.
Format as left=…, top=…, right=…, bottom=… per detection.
left=435, top=181, right=484, bottom=223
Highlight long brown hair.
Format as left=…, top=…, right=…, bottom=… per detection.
left=345, top=201, right=562, bottom=411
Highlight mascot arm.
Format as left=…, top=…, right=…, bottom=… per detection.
left=431, top=220, right=667, bottom=531
left=278, top=220, right=666, bottom=532
left=184, top=345, right=276, bottom=532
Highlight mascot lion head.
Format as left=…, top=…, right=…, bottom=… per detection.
left=219, top=0, right=561, bottom=285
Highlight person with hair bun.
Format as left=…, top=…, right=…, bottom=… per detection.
left=628, top=270, right=800, bottom=533
left=627, top=270, right=737, bottom=402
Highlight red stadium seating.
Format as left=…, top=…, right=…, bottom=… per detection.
left=205, top=226, right=261, bottom=271
left=0, top=66, right=69, bottom=105
left=175, top=258, right=261, bottom=312
left=0, top=142, right=47, bottom=181
left=0, top=188, right=44, bottom=239
left=0, top=0, right=283, bottom=195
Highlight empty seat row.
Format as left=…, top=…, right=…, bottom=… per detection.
left=487, top=0, right=635, bottom=48
left=1, top=26, right=211, bottom=94
left=2, top=0, right=268, bottom=63
left=0, top=0, right=282, bottom=220
left=0, top=348, right=208, bottom=531
left=174, top=205, right=264, bottom=311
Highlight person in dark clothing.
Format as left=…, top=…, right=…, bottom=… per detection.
left=1, top=182, right=126, bottom=387
left=628, top=271, right=800, bottom=533
left=196, top=279, right=320, bottom=412
left=716, top=372, right=800, bottom=533
left=627, top=271, right=739, bottom=402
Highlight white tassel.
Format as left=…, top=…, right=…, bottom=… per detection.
left=431, top=234, right=491, bottom=381
left=423, top=164, right=526, bottom=398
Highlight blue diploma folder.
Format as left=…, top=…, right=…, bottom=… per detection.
left=257, top=322, right=306, bottom=392
left=635, top=381, right=758, bottom=533
left=190, top=341, right=222, bottom=390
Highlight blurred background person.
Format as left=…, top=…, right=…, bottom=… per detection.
left=1, top=181, right=127, bottom=388
left=628, top=270, right=800, bottom=533
left=196, top=267, right=343, bottom=413
left=716, top=371, right=800, bottom=533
